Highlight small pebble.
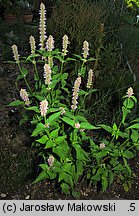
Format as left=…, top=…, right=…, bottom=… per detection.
left=25, top=195, right=30, bottom=200
left=1, top=193, right=7, bottom=198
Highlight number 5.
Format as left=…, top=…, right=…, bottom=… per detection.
left=130, top=203, right=135, bottom=211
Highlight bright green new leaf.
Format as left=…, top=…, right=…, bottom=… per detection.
left=36, top=135, right=49, bottom=144
left=45, top=140, right=54, bottom=149
left=126, top=123, right=139, bottom=130
left=50, top=128, right=59, bottom=138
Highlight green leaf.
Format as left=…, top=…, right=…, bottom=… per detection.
left=80, top=122, right=99, bottom=130
left=102, top=176, right=108, bottom=192
left=87, top=57, right=97, bottom=61
left=122, top=150, right=134, bottom=159
left=61, top=116, right=75, bottom=127
left=72, top=54, right=82, bottom=60
left=73, top=144, right=89, bottom=161
left=7, top=100, right=24, bottom=106
left=131, top=129, right=139, bottom=142
left=36, top=135, right=49, bottom=144
left=75, top=115, right=88, bottom=123
left=122, top=106, right=131, bottom=124
left=123, top=158, right=131, bottom=175
left=72, top=191, right=80, bottom=198
left=113, top=123, right=117, bottom=131
left=31, top=123, right=45, bottom=137
left=123, top=98, right=134, bottom=109
left=78, top=90, right=87, bottom=96
left=66, top=57, right=77, bottom=62
left=25, top=106, right=40, bottom=113
left=126, top=123, right=139, bottom=130
left=55, top=135, right=67, bottom=143
left=16, top=74, right=24, bottom=81
left=113, top=164, right=124, bottom=171
left=76, top=160, right=84, bottom=176
left=53, top=146, right=66, bottom=160
left=61, top=73, right=68, bottom=80
left=21, top=67, right=28, bottom=76
left=50, top=128, right=59, bottom=138
left=47, top=111, right=62, bottom=124
left=45, top=140, right=54, bottom=149
left=109, top=171, right=114, bottom=186
left=98, top=124, right=112, bottom=133
left=39, top=164, right=48, bottom=170
left=61, top=183, right=70, bottom=194
left=33, top=171, right=48, bottom=183
left=34, top=95, right=46, bottom=101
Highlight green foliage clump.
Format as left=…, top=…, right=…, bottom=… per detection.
left=8, top=3, right=139, bottom=197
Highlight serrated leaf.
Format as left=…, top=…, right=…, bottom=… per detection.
left=8, top=100, right=24, bottom=106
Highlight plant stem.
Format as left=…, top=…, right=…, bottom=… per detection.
left=17, top=63, right=32, bottom=93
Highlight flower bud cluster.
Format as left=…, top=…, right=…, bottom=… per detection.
left=82, top=40, right=89, bottom=59
left=127, top=87, right=134, bottom=98
left=29, top=36, right=36, bottom=55
left=46, top=35, right=54, bottom=52
left=48, top=155, right=54, bottom=166
left=40, top=99, right=48, bottom=117
left=20, top=88, right=30, bottom=106
left=39, top=3, right=47, bottom=50
left=12, top=44, right=20, bottom=63
left=62, top=35, right=70, bottom=56
left=71, top=77, right=81, bottom=110
left=87, top=69, right=94, bottom=89
left=44, top=64, right=52, bottom=85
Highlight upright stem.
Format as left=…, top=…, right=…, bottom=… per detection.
left=33, top=61, right=39, bottom=81
left=17, top=63, right=32, bottom=93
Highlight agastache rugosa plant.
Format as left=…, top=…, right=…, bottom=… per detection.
left=8, top=3, right=139, bottom=196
